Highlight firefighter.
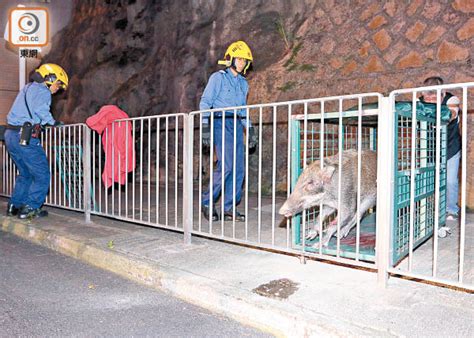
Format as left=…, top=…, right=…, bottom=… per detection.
left=200, top=40, right=257, bottom=222
left=5, top=63, right=67, bottom=219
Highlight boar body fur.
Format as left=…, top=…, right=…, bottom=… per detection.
left=279, top=149, right=377, bottom=247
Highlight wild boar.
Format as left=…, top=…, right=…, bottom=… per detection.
left=279, top=149, right=377, bottom=247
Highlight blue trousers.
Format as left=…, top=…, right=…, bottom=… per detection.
left=4, top=129, right=50, bottom=209
left=202, top=118, right=244, bottom=212
left=446, top=150, right=460, bottom=215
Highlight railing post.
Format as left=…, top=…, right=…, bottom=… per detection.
left=183, top=114, right=194, bottom=244
left=376, top=96, right=394, bottom=287
left=83, top=125, right=92, bottom=223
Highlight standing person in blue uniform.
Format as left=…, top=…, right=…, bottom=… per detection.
left=5, top=63, right=68, bottom=219
left=200, top=40, right=257, bottom=222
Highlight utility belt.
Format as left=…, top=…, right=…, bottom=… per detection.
left=7, top=123, right=42, bottom=145
left=6, top=125, right=21, bottom=130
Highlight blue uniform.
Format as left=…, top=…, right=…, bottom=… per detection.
left=4, top=82, right=55, bottom=209
left=7, top=82, right=55, bottom=126
left=201, top=68, right=249, bottom=212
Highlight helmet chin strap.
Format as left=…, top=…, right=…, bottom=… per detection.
left=230, top=58, right=240, bottom=73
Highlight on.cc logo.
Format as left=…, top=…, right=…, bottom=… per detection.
left=17, top=12, right=40, bottom=35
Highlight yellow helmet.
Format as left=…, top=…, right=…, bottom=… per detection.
left=218, top=40, right=253, bottom=74
left=35, top=63, right=69, bottom=90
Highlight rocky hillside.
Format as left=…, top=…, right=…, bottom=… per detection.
left=45, top=0, right=473, bottom=122
left=45, top=0, right=310, bottom=121
left=42, top=0, right=474, bottom=200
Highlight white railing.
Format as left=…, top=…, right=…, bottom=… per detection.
left=387, top=82, right=473, bottom=291
left=1, top=82, right=472, bottom=291
left=188, top=93, right=383, bottom=270
left=0, top=123, right=89, bottom=213
left=89, top=113, right=186, bottom=232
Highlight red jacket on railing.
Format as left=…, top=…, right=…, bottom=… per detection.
left=86, top=105, right=135, bottom=188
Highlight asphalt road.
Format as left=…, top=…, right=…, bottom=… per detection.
left=0, top=231, right=271, bottom=337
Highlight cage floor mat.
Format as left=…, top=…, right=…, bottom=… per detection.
left=295, top=212, right=376, bottom=262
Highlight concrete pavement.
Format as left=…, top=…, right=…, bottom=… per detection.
left=1, top=203, right=472, bottom=337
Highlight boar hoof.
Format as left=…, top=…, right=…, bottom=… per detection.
left=339, top=226, right=352, bottom=238
left=306, top=230, right=319, bottom=241
left=321, top=235, right=332, bottom=247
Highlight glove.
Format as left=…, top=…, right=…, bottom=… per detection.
left=248, top=126, right=258, bottom=149
left=202, top=123, right=211, bottom=147
left=53, top=121, right=64, bottom=127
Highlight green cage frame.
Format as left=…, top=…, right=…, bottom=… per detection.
left=290, top=103, right=449, bottom=264
left=391, top=104, right=448, bottom=265
left=290, top=108, right=378, bottom=261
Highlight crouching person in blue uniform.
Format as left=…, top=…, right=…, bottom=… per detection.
left=200, top=40, right=257, bottom=222
left=5, top=63, right=68, bottom=219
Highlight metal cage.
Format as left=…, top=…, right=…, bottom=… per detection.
left=290, top=107, right=378, bottom=261
left=290, top=101, right=451, bottom=264
left=392, top=102, right=449, bottom=265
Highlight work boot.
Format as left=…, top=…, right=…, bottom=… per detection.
left=224, top=210, right=245, bottom=222
left=6, top=203, right=20, bottom=217
left=202, top=205, right=219, bottom=221
left=18, top=205, right=48, bottom=219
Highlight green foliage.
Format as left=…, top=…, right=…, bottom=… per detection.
left=286, top=62, right=299, bottom=71
left=275, top=15, right=291, bottom=51
left=274, top=14, right=315, bottom=74
left=283, top=41, right=302, bottom=68
left=278, top=81, right=297, bottom=92
left=299, top=64, right=315, bottom=72
left=292, top=40, right=303, bottom=54
left=107, top=240, right=115, bottom=249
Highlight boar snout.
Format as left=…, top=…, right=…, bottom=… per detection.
left=279, top=199, right=301, bottom=218
left=279, top=203, right=292, bottom=218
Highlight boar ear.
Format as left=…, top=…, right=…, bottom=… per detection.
left=321, top=165, right=337, bottom=183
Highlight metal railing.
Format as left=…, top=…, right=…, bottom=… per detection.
left=188, top=93, right=384, bottom=270
left=0, top=123, right=89, bottom=213
left=42, top=124, right=88, bottom=212
left=1, top=82, right=472, bottom=291
left=90, top=114, right=186, bottom=232
left=386, top=82, right=474, bottom=291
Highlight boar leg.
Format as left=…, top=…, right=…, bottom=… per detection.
left=339, top=198, right=376, bottom=238
left=306, top=205, right=335, bottom=241
left=321, top=211, right=354, bottom=247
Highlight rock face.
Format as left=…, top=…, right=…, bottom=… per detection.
left=45, top=0, right=311, bottom=122
left=46, top=0, right=473, bottom=123
left=45, top=0, right=473, bottom=201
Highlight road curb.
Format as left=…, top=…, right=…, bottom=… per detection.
left=1, top=216, right=388, bottom=337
